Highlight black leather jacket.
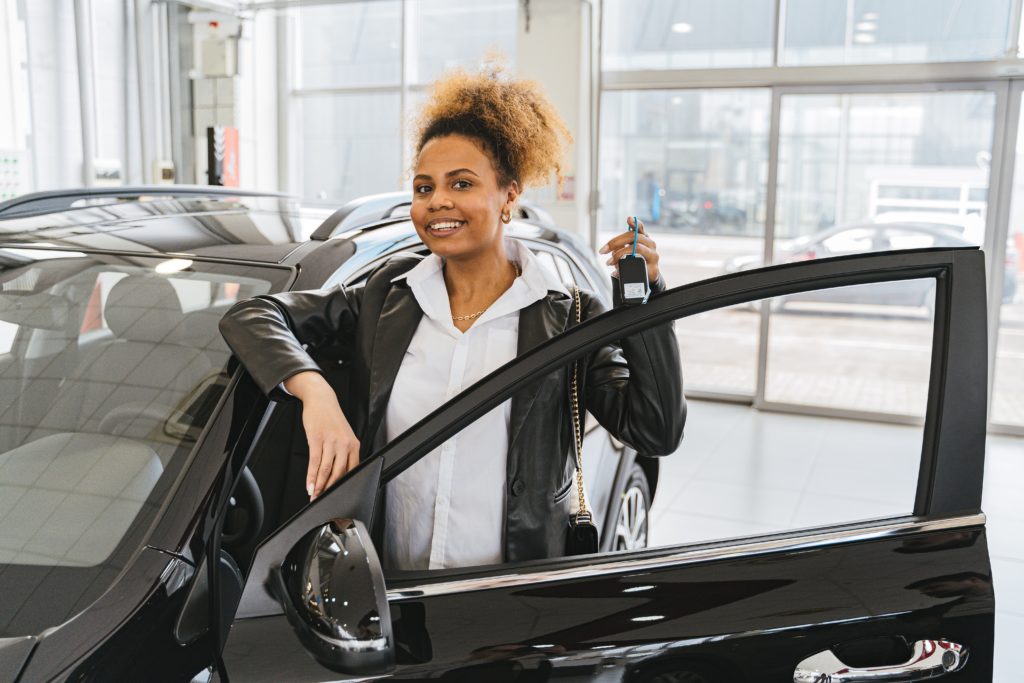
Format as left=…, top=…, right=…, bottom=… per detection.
left=218, top=253, right=685, bottom=563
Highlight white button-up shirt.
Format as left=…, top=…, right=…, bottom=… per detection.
left=382, top=237, right=569, bottom=571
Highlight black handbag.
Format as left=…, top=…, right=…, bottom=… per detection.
left=565, top=285, right=599, bottom=556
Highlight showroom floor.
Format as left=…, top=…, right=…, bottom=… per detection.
left=647, top=399, right=1022, bottom=682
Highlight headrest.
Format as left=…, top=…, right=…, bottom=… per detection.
left=104, top=275, right=185, bottom=343
left=0, top=292, right=70, bottom=330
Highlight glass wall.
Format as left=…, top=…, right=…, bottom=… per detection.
left=780, top=0, right=1014, bottom=66
left=299, top=93, right=402, bottom=202
left=599, top=89, right=770, bottom=395
left=992, top=93, right=1024, bottom=428
left=600, top=0, right=1019, bottom=433
left=292, top=0, right=516, bottom=204
left=406, top=0, right=517, bottom=86
left=775, top=91, right=995, bottom=239
left=298, top=1, right=402, bottom=89
left=602, top=0, right=775, bottom=70
left=766, top=90, right=995, bottom=415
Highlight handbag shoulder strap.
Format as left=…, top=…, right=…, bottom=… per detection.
left=569, top=285, right=590, bottom=517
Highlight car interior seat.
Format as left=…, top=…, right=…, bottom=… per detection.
left=23, top=274, right=215, bottom=464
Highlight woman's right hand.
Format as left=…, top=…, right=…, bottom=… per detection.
left=284, top=371, right=361, bottom=500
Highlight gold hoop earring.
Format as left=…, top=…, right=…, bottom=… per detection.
left=501, top=211, right=512, bottom=224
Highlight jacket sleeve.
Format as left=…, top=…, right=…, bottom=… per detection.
left=582, top=275, right=685, bottom=456
left=218, top=283, right=363, bottom=401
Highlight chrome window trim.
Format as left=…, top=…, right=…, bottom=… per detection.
left=386, top=513, right=985, bottom=601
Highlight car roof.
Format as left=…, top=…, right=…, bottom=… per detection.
left=0, top=193, right=317, bottom=262
left=808, top=220, right=972, bottom=241
left=0, top=187, right=579, bottom=267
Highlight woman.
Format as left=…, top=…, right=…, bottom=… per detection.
left=218, top=65, right=684, bottom=570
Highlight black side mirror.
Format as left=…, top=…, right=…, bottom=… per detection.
left=270, top=518, right=395, bottom=675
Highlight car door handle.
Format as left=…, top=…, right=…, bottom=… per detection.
left=793, top=639, right=967, bottom=682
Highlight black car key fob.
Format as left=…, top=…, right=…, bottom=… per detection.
left=617, top=216, right=650, bottom=305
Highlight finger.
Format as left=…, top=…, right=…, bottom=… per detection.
left=626, top=216, right=648, bottom=234
left=602, top=231, right=655, bottom=256
left=605, top=245, right=631, bottom=265
left=313, top=443, right=336, bottom=498
left=606, top=243, right=651, bottom=265
left=607, top=246, right=660, bottom=275
left=327, top=443, right=350, bottom=492
left=599, top=229, right=640, bottom=253
left=347, top=442, right=360, bottom=474
left=632, top=243, right=660, bottom=263
left=306, top=441, right=323, bottom=497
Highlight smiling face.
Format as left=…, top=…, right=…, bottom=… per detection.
left=411, top=134, right=519, bottom=262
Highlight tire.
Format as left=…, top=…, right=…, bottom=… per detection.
left=613, top=462, right=652, bottom=552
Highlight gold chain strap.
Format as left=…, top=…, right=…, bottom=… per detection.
left=569, top=285, right=589, bottom=517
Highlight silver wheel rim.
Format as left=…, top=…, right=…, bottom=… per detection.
left=614, top=485, right=648, bottom=551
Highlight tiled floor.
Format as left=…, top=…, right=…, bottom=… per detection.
left=647, top=398, right=1022, bottom=681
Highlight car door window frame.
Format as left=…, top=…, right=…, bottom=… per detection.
left=236, top=247, right=986, bottom=617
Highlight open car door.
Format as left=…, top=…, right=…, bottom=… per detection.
left=218, top=247, right=992, bottom=682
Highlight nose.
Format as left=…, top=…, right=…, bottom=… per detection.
left=428, top=186, right=454, bottom=211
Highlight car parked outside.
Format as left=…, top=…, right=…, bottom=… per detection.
left=873, top=211, right=1019, bottom=302
left=723, top=220, right=1015, bottom=312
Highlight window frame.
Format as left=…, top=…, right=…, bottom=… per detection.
left=237, top=246, right=988, bottom=616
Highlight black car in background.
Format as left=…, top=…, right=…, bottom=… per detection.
left=0, top=187, right=994, bottom=682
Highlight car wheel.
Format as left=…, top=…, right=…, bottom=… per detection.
left=614, top=463, right=651, bottom=551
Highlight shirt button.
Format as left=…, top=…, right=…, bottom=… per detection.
left=511, top=479, right=525, bottom=496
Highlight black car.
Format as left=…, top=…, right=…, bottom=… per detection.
left=0, top=187, right=994, bottom=682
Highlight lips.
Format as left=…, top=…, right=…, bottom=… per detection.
left=426, top=219, right=466, bottom=237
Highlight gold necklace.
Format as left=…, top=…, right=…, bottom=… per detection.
left=452, top=261, right=521, bottom=321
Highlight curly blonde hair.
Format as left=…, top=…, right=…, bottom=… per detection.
left=412, top=63, right=572, bottom=190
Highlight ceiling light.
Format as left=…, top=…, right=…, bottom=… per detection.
left=862, top=12, right=879, bottom=20
left=631, top=615, right=665, bottom=622
left=853, top=33, right=877, bottom=44
left=155, top=258, right=193, bottom=274
left=671, top=22, right=692, bottom=34
left=855, top=21, right=877, bottom=31
left=670, top=96, right=683, bottom=105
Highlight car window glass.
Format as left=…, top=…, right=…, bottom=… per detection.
left=821, top=228, right=874, bottom=254
left=372, top=274, right=936, bottom=575
left=0, top=257, right=276, bottom=568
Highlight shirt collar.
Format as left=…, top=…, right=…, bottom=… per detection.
left=392, top=237, right=571, bottom=328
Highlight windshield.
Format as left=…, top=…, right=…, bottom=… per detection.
left=0, top=249, right=288, bottom=636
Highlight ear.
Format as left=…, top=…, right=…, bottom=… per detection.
left=503, top=179, right=521, bottom=214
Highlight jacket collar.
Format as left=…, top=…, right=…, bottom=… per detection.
left=365, top=284, right=422, bottom=450
left=368, top=238, right=574, bottom=451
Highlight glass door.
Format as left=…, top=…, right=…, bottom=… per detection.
left=990, top=80, right=1024, bottom=433
left=759, top=84, right=1002, bottom=421
left=598, top=88, right=771, bottom=398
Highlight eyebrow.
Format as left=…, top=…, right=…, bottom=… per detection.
left=413, top=168, right=481, bottom=182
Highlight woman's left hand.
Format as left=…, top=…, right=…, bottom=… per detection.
left=598, top=216, right=661, bottom=283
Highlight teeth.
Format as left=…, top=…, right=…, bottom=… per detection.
left=431, top=221, right=463, bottom=231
